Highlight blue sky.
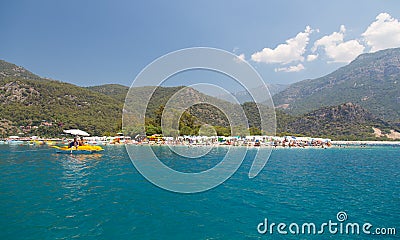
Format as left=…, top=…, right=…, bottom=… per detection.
left=1, top=0, right=400, bottom=89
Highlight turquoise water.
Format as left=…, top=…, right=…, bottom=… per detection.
left=0, top=145, right=399, bottom=239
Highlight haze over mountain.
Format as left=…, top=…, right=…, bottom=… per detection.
left=217, top=83, right=288, bottom=104
left=273, top=48, right=400, bottom=123
left=87, top=83, right=288, bottom=105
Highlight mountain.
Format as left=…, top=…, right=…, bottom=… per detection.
left=86, top=84, right=129, bottom=103
left=122, top=86, right=261, bottom=136
left=217, top=83, right=288, bottom=103
left=1, top=59, right=398, bottom=139
left=0, top=60, right=41, bottom=80
left=88, top=83, right=288, bottom=105
left=241, top=102, right=294, bottom=134
left=0, top=59, right=252, bottom=137
left=0, top=61, right=123, bottom=137
left=267, top=83, right=289, bottom=96
left=285, top=102, right=398, bottom=140
left=0, top=59, right=253, bottom=137
left=273, top=48, right=400, bottom=123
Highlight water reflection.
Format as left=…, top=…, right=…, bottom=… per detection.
left=58, top=154, right=102, bottom=201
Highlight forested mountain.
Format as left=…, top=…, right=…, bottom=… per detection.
left=1, top=59, right=399, bottom=140
left=0, top=61, right=123, bottom=137
left=0, top=60, right=41, bottom=80
left=273, top=48, right=400, bottom=123
left=285, top=102, right=398, bottom=140
left=86, top=84, right=129, bottom=103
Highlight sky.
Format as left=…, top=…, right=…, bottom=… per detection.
left=1, top=0, right=400, bottom=90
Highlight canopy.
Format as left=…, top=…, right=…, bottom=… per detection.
left=63, top=129, right=90, bottom=136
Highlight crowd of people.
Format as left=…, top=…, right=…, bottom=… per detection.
left=138, top=135, right=332, bottom=148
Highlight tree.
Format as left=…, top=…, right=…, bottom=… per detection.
left=249, top=127, right=261, bottom=136
left=214, top=126, right=230, bottom=136
left=179, top=126, right=192, bottom=136
left=146, top=124, right=161, bottom=136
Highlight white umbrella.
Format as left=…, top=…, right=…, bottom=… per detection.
left=63, top=129, right=90, bottom=136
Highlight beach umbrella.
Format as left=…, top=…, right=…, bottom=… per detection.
left=63, top=129, right=90, bottom=136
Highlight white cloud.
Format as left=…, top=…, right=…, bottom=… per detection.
left=237, top=53, right=245, bottom=61
left=307, top=54, right=318, bottom=62
left=251, top=26, right=313, bottom=64
left=312, top=25, right=365, bottom=63
left=274, top=63, right=305, bottom=72
left=234, top=53, right=246, bottom=63
left=362, top=13, right=400, bottom=52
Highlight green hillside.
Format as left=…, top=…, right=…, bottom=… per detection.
left=87, top=84, right=276, bottom=136
left=0, top=60, right=41, bottom=80
left=86, top=84, right=129, bottom=103
left=1, top=59, right=398, bottom=139
left=285, top=102, right=397, bottom=140
left=273, top=48, right=400, bottom=123
left=122, top=86, right=268, bottom=136
left=0, top=61, right=123, bottom=137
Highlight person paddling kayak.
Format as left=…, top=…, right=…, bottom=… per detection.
left=68, top=137, right=78, bottom=148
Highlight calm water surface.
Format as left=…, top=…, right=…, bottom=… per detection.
left=0, top=145, right=399, bottom=239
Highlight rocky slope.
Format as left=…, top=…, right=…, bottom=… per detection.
left=273, top=48, right=400, bottom=122
left=286, top=102, right=398, bottom=140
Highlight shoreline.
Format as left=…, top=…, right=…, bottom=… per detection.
left=331, top=140, right=400, bottom=146
left=135, top=141, right=400, bottom=148
left=1, top=139, right=399, bottom=148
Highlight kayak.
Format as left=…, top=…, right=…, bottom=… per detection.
left=52, top=145, right=104, bottom=154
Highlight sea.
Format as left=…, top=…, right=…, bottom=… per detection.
left=0, top=145, right=399, bottom=239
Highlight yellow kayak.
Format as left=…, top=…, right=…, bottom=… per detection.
left=52, top=145, right=104, bottom=154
